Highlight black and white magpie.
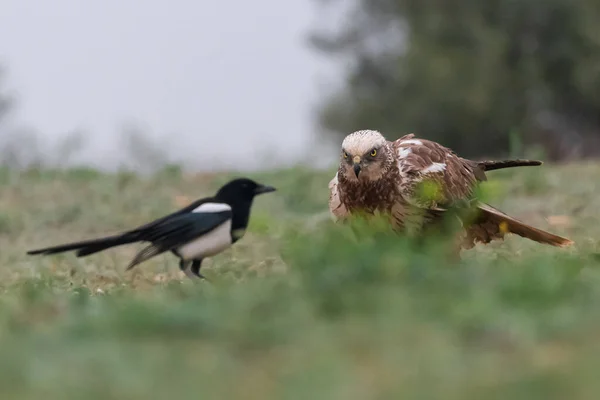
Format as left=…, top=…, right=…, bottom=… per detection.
left=26, top=177, right=276, bottom=280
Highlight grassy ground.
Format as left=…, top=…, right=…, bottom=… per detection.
left=0, top=161, right=599, bottom=399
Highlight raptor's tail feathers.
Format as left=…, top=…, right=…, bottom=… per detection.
left=477, top=204, right=574, bottom=247
left=478, top=159, right=542, bottom=171
left=26, top=234, right=138, bottom=257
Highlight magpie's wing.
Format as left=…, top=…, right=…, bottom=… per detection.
left=126, top=197, right=214, bottom=234
left=126, top=209, right=232, bottom=270
left=26, top=197, right=216, bottom=258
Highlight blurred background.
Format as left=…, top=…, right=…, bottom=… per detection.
left=0, top=0, right=338, bottom=172
left=2, top=0, right=599, bottom=174
left=2, top=2, right=600, bottom=399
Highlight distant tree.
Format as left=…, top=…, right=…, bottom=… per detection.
left=0, top=66, right=89, bottom=168
left=0, top=67, right=14, bottom=130
left=309, top=0, right=600, bottom=160
left=120, top=122, right=172, bottom=173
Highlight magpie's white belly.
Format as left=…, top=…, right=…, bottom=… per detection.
left=176, top=220, right=232, bottom=260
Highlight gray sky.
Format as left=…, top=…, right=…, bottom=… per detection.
left=0, top=0, right=341, bottom=171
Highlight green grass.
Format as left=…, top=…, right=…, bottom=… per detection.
left=0, top=162, right=599, bottom=399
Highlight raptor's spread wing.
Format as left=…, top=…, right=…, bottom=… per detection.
left=328, top=172, right=349, bottom=221
left=391, top=136, right=480, bottom=210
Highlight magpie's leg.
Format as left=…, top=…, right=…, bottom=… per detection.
left=178, top=259, right=197, bottom=281
left=190, top=259, right=209, bottom=282
left=178, top=258, right=208, bottom=282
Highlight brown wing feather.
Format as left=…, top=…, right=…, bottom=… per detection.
left=466, top=203, right=574, bottom=247
left=328, top=173, right=349, bottom=221
left=398, top=133, right=415, bottom=140
left=392, top=137, right=479, bottom=209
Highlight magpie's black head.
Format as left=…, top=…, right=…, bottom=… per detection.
left=214, top=178, right=276, bottom=206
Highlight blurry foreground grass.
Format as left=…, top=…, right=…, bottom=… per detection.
left=0, top=162, right=599, bottom=399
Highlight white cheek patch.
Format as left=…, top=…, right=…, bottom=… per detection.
left=400, top=139, right=423, bottom=146
left=397, top=147, right=412, bottom=159
left=193, top=202, right=232, bottom=213
left=422, top=162, right=447, bottom=174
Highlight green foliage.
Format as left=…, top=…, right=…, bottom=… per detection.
left=282, top=215, right=458, bottom=317
left=250, top=166, right=334, bottom=215
left=0, top=164, right=596, bottom=398
left=310, top=0, right=600, bottom=159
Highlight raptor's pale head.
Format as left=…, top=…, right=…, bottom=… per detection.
left=339, top=130, right=393, bottom=182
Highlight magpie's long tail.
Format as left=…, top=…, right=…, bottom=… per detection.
left=26, top=233, right=139, bottom=257
left=478, top=159, right=542, bottom=171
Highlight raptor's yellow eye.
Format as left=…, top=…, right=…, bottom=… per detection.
left=343, top=151, right=348, bottom=159
left=370, top=149, right=377, bottom=157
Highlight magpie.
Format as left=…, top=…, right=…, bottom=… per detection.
left=26, top=177, right=276, bottom=280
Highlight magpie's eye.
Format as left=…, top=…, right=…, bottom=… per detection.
left=370, top=149, right=377, bottom=157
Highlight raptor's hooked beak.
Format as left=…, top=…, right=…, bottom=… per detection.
left=352, top=156, right=361, bottom=177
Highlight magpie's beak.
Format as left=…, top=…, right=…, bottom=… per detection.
left=254, top=184, right=276, bottom=195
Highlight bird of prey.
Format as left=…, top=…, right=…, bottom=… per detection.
left=328, top=129, right=573, bottom=249
left=27, top=178, right=276, bottom=280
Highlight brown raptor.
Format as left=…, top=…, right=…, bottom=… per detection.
left=328, top=129, right=573, bottom=249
